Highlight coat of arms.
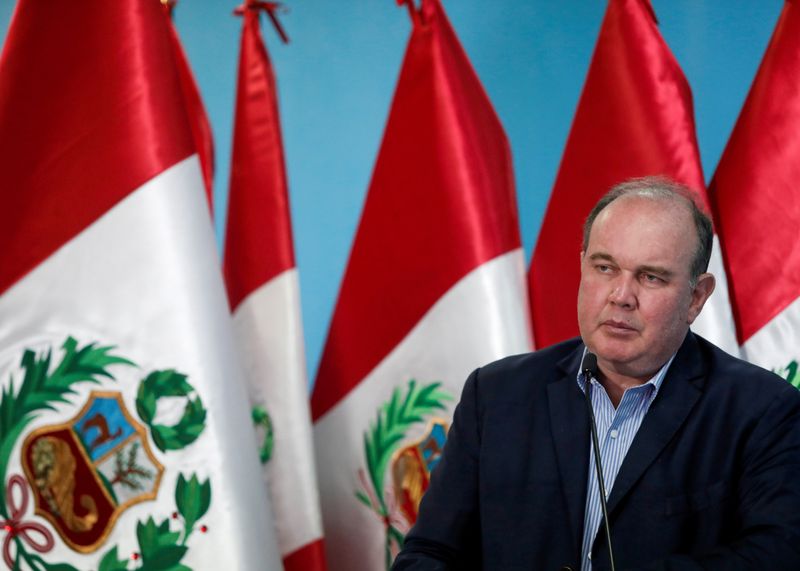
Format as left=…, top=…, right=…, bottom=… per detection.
left=22, top=391, right=163, bottom=553
left=356, top=379, right=452, bottom=569
left=0, top=337, right=212, bottom=570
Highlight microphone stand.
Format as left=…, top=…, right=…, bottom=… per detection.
left=583, top=358, right=617, bottom=571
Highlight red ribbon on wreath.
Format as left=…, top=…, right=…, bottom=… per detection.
left=1, top=474, right=54, bottom=568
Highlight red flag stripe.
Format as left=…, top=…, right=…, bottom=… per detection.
left=283, top=539, right=327, bottom=571
left=224, top=9, right=295, bottom=311
left=166, top=8, right=216, bottom=211
left=710, top=1, right=800, bottom=343
left=311, top=0, right=521, bottom=421
left=528, top=0, right=706, bottom=348
left=0, top=0, right=195, bottom=297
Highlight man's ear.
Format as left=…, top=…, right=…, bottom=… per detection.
left=687, top=273, right=716, bottom=324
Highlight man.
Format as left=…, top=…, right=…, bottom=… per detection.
left=392, top=177, right=800, bottom=570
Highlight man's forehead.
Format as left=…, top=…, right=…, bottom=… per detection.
left=603, top=193, right=689, bottom=216
left=592, top=194, right=694, bottom=234
left=586, top=197, right=697, bottom=264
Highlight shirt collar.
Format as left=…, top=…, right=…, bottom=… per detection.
left=576, top=346, right=676, bottom=400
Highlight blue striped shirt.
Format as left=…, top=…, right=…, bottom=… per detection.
left=578, top=352, right=675, bottom=570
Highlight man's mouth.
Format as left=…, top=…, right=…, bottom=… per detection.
left=601, top=319, right=637, bottom=334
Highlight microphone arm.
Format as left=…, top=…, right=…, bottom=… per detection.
left=582, top=353, right=616, bottom=571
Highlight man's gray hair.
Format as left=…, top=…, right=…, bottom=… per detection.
left=582, top=176, right=714, bottom=285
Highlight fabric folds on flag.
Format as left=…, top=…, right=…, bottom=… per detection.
left=0, top=2, right=282, bottom=569
left=310, top=1, right=532, bottom=569
left=710, top=0, right=800, bottom=381
left=528, top=0, right=738, bottom=354
left=163, top=0, right=216, bottom=210
left=223, top=5, right=327, bottom=571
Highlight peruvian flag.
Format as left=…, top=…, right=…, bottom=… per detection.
left=0, top=1, right=282, bottom=569
left=223, top=3, right=327, bottom=571
left=310, top=1, right=532, bottom=569
left=163, top=0, right=216, bottom=210
left=710, top=1, right=800, bottom=383
left=528, top=0, right=739, bottom=354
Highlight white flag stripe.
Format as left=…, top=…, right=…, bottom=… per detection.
left=740, top=295, right=800, bottom=372
left=315, top=249, right=532, bottom=571
left=0, top=157, right=282, bottom=569
left=691, top=237, right=739, bottom=355
left=232, top=268, right=324, bottom=556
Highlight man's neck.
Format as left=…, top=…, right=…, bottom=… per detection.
left=595, top=370, right=648, bottom=408
left=597, top=365, right=663, bottom=408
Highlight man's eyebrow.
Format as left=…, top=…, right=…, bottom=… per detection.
left=588, top=252, right=615, bottom=263
left=638, top=265, right=674, bottom=278
left=588, top=253, right=675, bottom=278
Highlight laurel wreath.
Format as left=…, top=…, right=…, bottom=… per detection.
left=135, top=370, right=207, bottom=453
left=355, top=379, right=451, bottom=569
left=99, top=473, right=211, bottom=571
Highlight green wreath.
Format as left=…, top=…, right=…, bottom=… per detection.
left=99, top=473, right=212, bottom=571
left=251, top=406, right=274, bottom=464
left=135, top=369, right=206, bottom=453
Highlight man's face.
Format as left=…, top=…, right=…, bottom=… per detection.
left=577, top=195, right=715, bottom=381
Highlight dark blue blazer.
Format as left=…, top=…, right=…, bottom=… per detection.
left=392, top=333, right=800, bottom=570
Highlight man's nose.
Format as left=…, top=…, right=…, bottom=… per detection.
left=608, top=275, right=637, bottom=308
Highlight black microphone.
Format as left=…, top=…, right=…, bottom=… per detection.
left=581, top=352, right=616, bottom=571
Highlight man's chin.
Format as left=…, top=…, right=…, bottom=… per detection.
left=592, top=345, right=648, bottom=376
left=595, top=351, right=670, bottom=383
left=589, top=336, right=639, bottom=362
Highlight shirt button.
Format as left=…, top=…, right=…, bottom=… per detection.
left=610, top=429, right=619, bottom=439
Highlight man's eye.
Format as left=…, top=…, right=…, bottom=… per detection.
left=642, top=273, right=661, bottom=283
left=596, top=265, right=611, bottom=273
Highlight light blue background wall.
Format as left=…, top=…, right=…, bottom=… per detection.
left=0, top=1, right=783, bottom=388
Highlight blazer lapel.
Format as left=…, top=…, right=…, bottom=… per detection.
left=606, top=333, right=707, bottom=515
left=547, top=345, right=591, bottom=549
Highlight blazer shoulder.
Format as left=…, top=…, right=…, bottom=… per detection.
left=471, top=337, right=583, bottom=400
